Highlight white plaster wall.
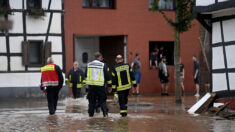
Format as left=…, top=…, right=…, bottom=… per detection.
left=27, top=36, right=45, bottom=41
left=225, top=45, right=235, bottom=68
left=8, top=12, right=23, bottom=33
left=0, top=73, right=41, bottom=87
left=0, top=37, right=6, bottom=53
left=0, top=72, right=66, bottom=87
left=229, top=73, right=235, bottom=90
left=9, top=0, right=22, bottom=9
left=42, top=0, right=50, bottom=9
left=0, top=56, right=8, bottom=71
left=49, top=13, right=61, bottom=34
left=28, top=67, right=41, bottom=71
left=51, top=0, right=62, bottom=10
left=9, top=37, right=24, bottom=53
left=196, top=0, right=215, bottom=6
left=222, top=18, right=235, bottom=42
left=212, top=47, right=225, bottom=69
left=48, top=36, right=62, bottom=52
left=213, top=73, right=228, bottom=92
left=26, top=13, right=50, bottom=34
left=10, top=57, right=25, bottom=71
left=51, top=55, right=63, bottom=69
left=212, top=22, right=222, bottom=44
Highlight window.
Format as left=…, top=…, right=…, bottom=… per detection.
left=82, top=0, right=115, bottom=9
left=22, top=41, right=51, bottom=67
left=149, top=0, right=174, bottom=10
left=0, top=0, right=11, bottom=16
left=27, top=0, right=44, bottom=16
left=27, top=0, right=41, bottom=9
left=29, top=41, right=43, bottom=65
left=149, top=41, right=174, bottom=66
left=0, top=0, right=9, bottom=8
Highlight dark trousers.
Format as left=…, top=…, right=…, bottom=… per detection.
left=46, top=86, right=60, bottom=115
left=87, top=86, right=107, bottom=117
left=72, top=85, right=81, bottom=98
left=118, top=89, right=130, bottom=116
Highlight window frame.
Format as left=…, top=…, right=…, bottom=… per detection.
left=27, top=0, right=42, bottom=10
left=82, top=0, right=115, bottom=9
left=28, top=40, right=44, bottom=67
left=149, top=0, right=175, bottom=11
left=26, top=0, right=44, bottom=16
left=149, top=41, right=175, bottom=67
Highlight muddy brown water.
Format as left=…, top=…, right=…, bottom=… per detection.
left=0, top=96, right=234, bottom=132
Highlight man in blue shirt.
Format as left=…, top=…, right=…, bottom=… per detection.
left=192, top=55, right=200, bottom=97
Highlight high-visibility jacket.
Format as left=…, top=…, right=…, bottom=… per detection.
left=41, top=63, right=59, bottom=87
left=112, top=62, right=136, bottom=91
left=85, top=60, right=112, bottom=87
left=66, top=68, right=84, bottom=88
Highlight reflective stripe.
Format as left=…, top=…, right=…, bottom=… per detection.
left=112, top=72, right=115, bottom=76
left=117, top=84, right=131, bottom=91
left=42, top=81, right=59, bottom=87
left=65, top=78, right=68, bottom=81
left=85, top=80, right=104, bottom=86
left=69, top=75, right=71, bottom=81
left=125, top=104, right=128, bottom=106
left=117, top=72, right=122, bottom=87
left=112, top=85, right=116, bottom=89
left=41, top=65, right=55, bottom=72
left=126, top=70, right=131, bottom=85
left=120, top=110, right=127, bottom=113
left=69, top=83, right=73, bottom=87
left=98, top=69, right=103, bottom=81
left=80, top=76, right=82, bottom=82
left=77, top=84, right=83, bottom=88
left=132, top=80, right=137, bottom=84
left=107, top=80, right=112, bottom=84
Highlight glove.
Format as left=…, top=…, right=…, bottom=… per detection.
left=114, top=93, right=118, bottom=102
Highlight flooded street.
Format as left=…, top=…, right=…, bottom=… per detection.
left=0, top=96, right=235, bottom=132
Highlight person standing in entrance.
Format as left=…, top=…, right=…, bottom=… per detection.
left=66, top=61, right=84, bottom=99
left=41, top=57, right=64, bottom=115
left=85, top=52, right=112, bottom=117
left=131, top=53, right=141, bottom=96
left=158, top=56, right=169, bottom=96
left=111, top=55, right=137, bottom=117
left=150, top=49, right=159, bottom=69
left=192, top=55, right=200, bottom=97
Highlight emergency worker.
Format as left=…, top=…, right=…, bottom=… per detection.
left=41, top=57, right=64, bottom=115
left=66, top=61, right=84, bottom=98
left=111, top=55, right=137, bottom=117
left=85, top=52, right=112, bottom=117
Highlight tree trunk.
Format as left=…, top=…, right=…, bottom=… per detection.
left=174, top=30, right=182, bottom=104
left=174, top=0, right=181, bottom=103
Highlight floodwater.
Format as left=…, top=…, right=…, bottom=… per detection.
left=0, top=96, right=235, bottom=132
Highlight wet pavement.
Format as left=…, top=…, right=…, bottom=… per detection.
left=0, top=95, right=235, bottom=132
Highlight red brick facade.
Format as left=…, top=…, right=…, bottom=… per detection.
left=64, top=0, right=201, bottom=94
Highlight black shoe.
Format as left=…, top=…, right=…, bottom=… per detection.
left=49, top=111, right=55, bottom=115
left=89, top=113, right=94, bottom=117
left=165, top=93, right=169, bottom=96
left=103, top=111, right=108, bottom=117
left=121, top=113, right=127, bottom=117
left=161, top=93, right=165, bottom=96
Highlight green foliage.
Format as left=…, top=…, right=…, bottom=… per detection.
left=151, top=0, right=195, bottom=33
left=28, top=8, right=45, bottom=16
left=0, top=7, right=12, bottom=16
